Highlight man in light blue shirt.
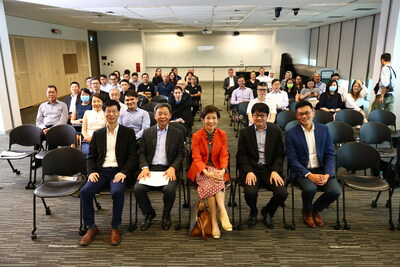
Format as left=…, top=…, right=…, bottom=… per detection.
left=230, top=76, right=254, bottom=108
left=119, top=91, right=150, bottom=140
left=313, top=73, right=326, bottom=94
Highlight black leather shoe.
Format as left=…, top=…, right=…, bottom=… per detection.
left=141, top=209, right=156, bottom=231
left=247, top=213, right=257, bottom=228
left=162, top=215, right=171, bottom=230
left=261, top=206, right=274, bottom=229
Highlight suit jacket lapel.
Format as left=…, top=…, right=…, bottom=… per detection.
left=296, top=124, right=309, bottom=156
left=249, top=126, right=258, bottom=159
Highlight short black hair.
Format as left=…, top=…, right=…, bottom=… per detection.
left=125, top=90, right=138, bottom=98
left=91, top=93, right=104, bottom=103
left=120, top=79, right=130, bottom=84
left=331, top=73, right=340, bottom=78
left=154, top=103, right=172, bottom=114
left=295, top=100, right=313, bottom=111
left=46, top=85, right=57, bottom=92
left=109, top=73, right=117, bottom=78
left=201, top=105, right=220, bottom=119
left=91, top=77, right=100, bottom=83
left=271, top=79, right=280, bottom=85
left=251, top=103, right=269, bottom=115
left=141, top=73, right=149, bottom=78
left=258, top=82, right=267, bottom=88
left=381, top=53, right=391, bottom=62
left=132, top=72, right=138, bottom=77
left=103, top=99, right=121, bottom=111
left=80, top=88, right=91, bottom=96
left=124, top=69, right=130, bottom=75
left=70, top=81, right=80, bottom=87
left=99, top=74, right=107, bottom=79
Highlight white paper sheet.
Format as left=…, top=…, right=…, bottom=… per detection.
left=138, top=171, right=169, bottom=187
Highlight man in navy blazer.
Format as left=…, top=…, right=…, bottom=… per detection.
left=79, top=100, right=137, bottom=246
left=286, top=101, right=341, bottom=228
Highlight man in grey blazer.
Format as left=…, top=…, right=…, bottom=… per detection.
left=134, top=103, right=186, bottom=231
left=223, top=68, right=239, bottom=97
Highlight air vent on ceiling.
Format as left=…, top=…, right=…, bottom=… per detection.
left=310, top=21, right=323, bottom=23
left=353, top=8, right=375, bottom=11
left=328, top=16, right=345, bottom=18
left=296, top=25, right=307, bottom=27
left=228, top=16, right=244, bottom=20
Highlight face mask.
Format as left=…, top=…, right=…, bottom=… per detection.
left=337, top=80, right=342, bottom=87
left=81, top=95, right=90, bottom=102
left=287, top=84, right=293, bottom=89
left=329, top=86, right=337, bottom=92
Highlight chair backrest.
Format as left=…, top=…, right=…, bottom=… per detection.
left=151, top=95, right=168, bottom=103
left=137, top=95, right=149, bottom=107
left=289, top=101, right=298, bottom=111
left=335, top=109, right=364, bottom=127
left=46, top=125, right=77, bottom=148
left=237, top=101, right=250, bottom=116
left=169, top=122, right=188, bottom=139
left=9, top=124, right=41, bottom=149
left=147, top=111, right=157, bottom=126
left=285, top=120, right=299, bottom=132
left=360, top=122, right=392, bottom=145
left=313, top=110, right=334, bottom=124
left=326, top=121, right=355, bottom=144
left=336, top=142, right=380, bottom=171
left=276, top=110, right=296, bottom=129
left=368, top=110, right=396, bottom=129
left=42, top=147, right=86, bottom=177
left=141, top=102, right=158, bottom=112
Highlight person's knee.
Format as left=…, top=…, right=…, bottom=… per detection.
left=110, top=186, right=126, bottom=198
left=244, top=186, right=258, bottom=197
left=162, top=186, right=176, bottom=197
left=133, top=183, right=145, bottom=195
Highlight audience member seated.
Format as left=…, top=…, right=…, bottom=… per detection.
left=186, top=75, right=202, bottom=117
left=266, top=79, right=289, bottom=113
left=79, top=100, right=137, bottom=247
left=168, top=86, right=193, bottom=132
left=230, top=76, right=254, bottom=109
left=91, top=77, right=110, bottom=101
left=245, top=71, right=260, bottom=98
left=344, top=80, right=369, bottom=123
left=134, top=103, right=185, bottom=231
left=318, top=80, right=343, bottom=118
left=65, top=81, right=82, bottom=119
left=71, top=88, right=92, bottom=126
left=247, top=82, right=276, bottom=124
left=137, top=73, right=156, bottom=98
left=188, top=67, right=195, bottom=74
left=152, top=68, right=163, bottom=86
left=119, top=79, right=133, bottom=103
left=168, top=71, right=178, bottom=85
left=113, top=70, right=121, bottom=81
left=299, top=80, right=320, bottom=108
left=223, top=68, right=239, bottom=97
left=156, top=73, right=174, bottom=97
left=284, top=78, right=297, bottom=100
left=313, top=72, right=326, bottom=94
left=294, top=75, right=305, bottom=101
left=85, top=77, right=92, bottom=91
left=130, top=72, right=141, bottom=90
left=81, top=94, right=106, bottom=157
left=187, top=105, right=232, bottom=239
left=265, top=70, right=275, bottom=89
left=237, top=103, right=288, bottom=229
left=35, top=85, right=68, bottom=149
left=330, top=73, right=347, bottom=100
left=286, top=101, right=341, bottom=228
left=109, top=73, right=121, bottom=91
left=109, top=88, right=128, bottom=116
left=185, top=72, right=194, bottom=85
left=119, top=91, right=151, bottom=140
left=171, top=67, right=182, bottom=80
left=281, top=71, right=293, bottom=89
left=100, top=74, right=113, bottom=93
left=122, top=72, right=131, bottom=83
left=256, top=67, right=268, bottom=83
left=176, top=79, right=188, bottom=94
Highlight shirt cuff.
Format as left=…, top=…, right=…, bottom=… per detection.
left=305, top=172, right=311, bottom=178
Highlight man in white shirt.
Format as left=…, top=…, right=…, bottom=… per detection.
left=247, top=82, right=276, bottom=124
left=100, top=74, right=113, bottom=93
left=265, top=70, right=275, bottom=89
left=109, top=73, right=121, bottom=91
left=371, top=53, right=396, bottom=112
left=266, top=79, right=289, bottom=114
left=256, top=67, right=268, bottom=83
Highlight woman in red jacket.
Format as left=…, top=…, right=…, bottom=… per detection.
left=187, top=105, right=232, bottom=239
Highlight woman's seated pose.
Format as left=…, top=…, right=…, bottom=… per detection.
left=168, top=86, right=193, bottom=132
left=318, top=79, right=343, bottom=118
left=70, top=88, right=92, bottom=125
left=187, top=105, right=232, bottom=239
left=344, top=80, right=369, bottom=123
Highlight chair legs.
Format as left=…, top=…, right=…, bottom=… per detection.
left=25, top=156, right=37, bottom=189
left=129, top=187, right=137, bottom=232
left=31, top=194, right=37, bottom=240
left=291, top=182, right=296, bottom=230
left=41, top=198, right=51, bottom=215
left=388, top=188, right=395, bottom=230
left=334, top=199, right=341, bottom=230
left=341, top=183, right=350, bottom=230
left=7, top=159, right=20, bottom=175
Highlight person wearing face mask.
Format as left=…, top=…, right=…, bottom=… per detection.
left=71, top=88, right=92, bottom=126
left=284, top=78, right=297, bottom=100
left=318, top=80, right=342, bottom=118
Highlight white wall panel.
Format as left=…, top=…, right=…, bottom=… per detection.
left=309, top=28, right=319, bottom=65
left=317, top=25, right=329, bottom=67
left=326, top=23, right=341, bottom=69
left=351, top=16, right=374, bottom=80
left=337, top=20, right=356, bottom=79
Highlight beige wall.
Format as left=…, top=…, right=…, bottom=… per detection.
left=9, top=35, right=90, bottom=108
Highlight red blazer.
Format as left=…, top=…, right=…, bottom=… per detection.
left=187, top=127, right=229, bottom=181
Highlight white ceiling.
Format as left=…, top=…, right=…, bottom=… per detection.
left=4, top=0, right=382, bottom=32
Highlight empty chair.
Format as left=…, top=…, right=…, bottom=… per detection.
left=141, top=102, right=158, bottom=112
left=35, top=125, right=77, bottom=160
left=313, top=110, right=334, bottom=125
left=31, top=147, right=87, bottom=239
left=276, top=110, right=296, bottom=130
left=360, top=122, right=397, bottom=161
left=0, top=124, right=41, bottom=189
left=289, top=101, right=298, bottom=111
left=151, top=95, right=168, bottom=103
left=336, top=142, right=394, bottom=230
left=137, top=95, right=149, bottom=107
left=147, top=111, right=157, bottom=126
left=235, top=101, right=250, bottom=138
left=369, top=109, right=400, bottom=142
left=336, top=109, right=364, bottom=127
left=326, top=121, right=355, bottom=145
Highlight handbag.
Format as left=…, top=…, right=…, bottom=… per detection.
left=189, top=200, right=212, bottom=239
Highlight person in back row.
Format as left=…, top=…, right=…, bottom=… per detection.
left=156, top=73, right=174, bottom=97
left=266, top=79, right=289, bottom=114
left=100, top=74, right=113, bottom=93
left=223, top=68, right=239, bottom=98
left=137, top=73, right=155, bottom=98
left=65, top=81, right=82, bottom=118
left=230, top=76, right=254, bottom=109
left=256, top=67, right=268, bottom=83
left=247, top=82, right=276, bottom=125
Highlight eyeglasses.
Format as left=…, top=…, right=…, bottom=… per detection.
left=252, top=114, right=267, bottom=118
left=296, top=111, right=312, bottom=117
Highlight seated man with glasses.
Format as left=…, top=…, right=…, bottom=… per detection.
left=285, top=100, right=341, bottom=228
left=237, top=103, right=288, bottom=229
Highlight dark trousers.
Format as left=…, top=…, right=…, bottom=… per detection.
left=80, top=167, right=127, bottom=228
left=295, top=168, right=341, bottom=213
left=242, top=166, right=288, bottom=217
left=133, top=165, right=178, bottom=217
left=191, top=99, right=199, bottom=117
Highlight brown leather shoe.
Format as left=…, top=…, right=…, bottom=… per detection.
left=79, top=226, right=99, bottom=246
left=110, top=228, right=121, bottom=246
left=303, top=211, right=316, bottom=228
left=313, top=212, right=324, bottom=227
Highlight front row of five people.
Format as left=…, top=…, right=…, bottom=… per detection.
left=79, top=100, right=341, bottom=246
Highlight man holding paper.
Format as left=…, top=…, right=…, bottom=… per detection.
left=79, top=100, right=138, bottom=246
left=134, top=103, right=185, bottom=231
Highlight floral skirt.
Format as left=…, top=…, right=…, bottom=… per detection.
left=195, top=166, right=225, bottom=200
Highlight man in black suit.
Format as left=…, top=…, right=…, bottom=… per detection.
left=237, top=103, right=288, bottom=228
left=134, top=103, right=185, bottom=231
left=91, top=77, right=110, bottom=101
left=79, top=100, right=137, bottom=247
left=223, top=68, right=239, bottom=97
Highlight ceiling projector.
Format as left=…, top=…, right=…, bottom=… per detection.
left=202, top=27, right=212, bottom=34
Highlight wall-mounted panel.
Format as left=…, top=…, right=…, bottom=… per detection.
left=317, top=25, right=329, bottom=67
left=337, top=20, right=356, bottom=79
left=351, top=16, right=374, bottom=80
left=369, top=14, right=380, bottom=79
left=326, top=23, right=341, bottom=69
left=309, top=28, right=319, bottom=65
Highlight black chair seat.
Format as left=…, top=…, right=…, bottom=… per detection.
left=34, top=180, right=84, bottom=198
left=339, top=175, right=390, bottom=191
left=0, top=150, right=37, bottom=159
left=35, top=150, right=50, bottom=160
